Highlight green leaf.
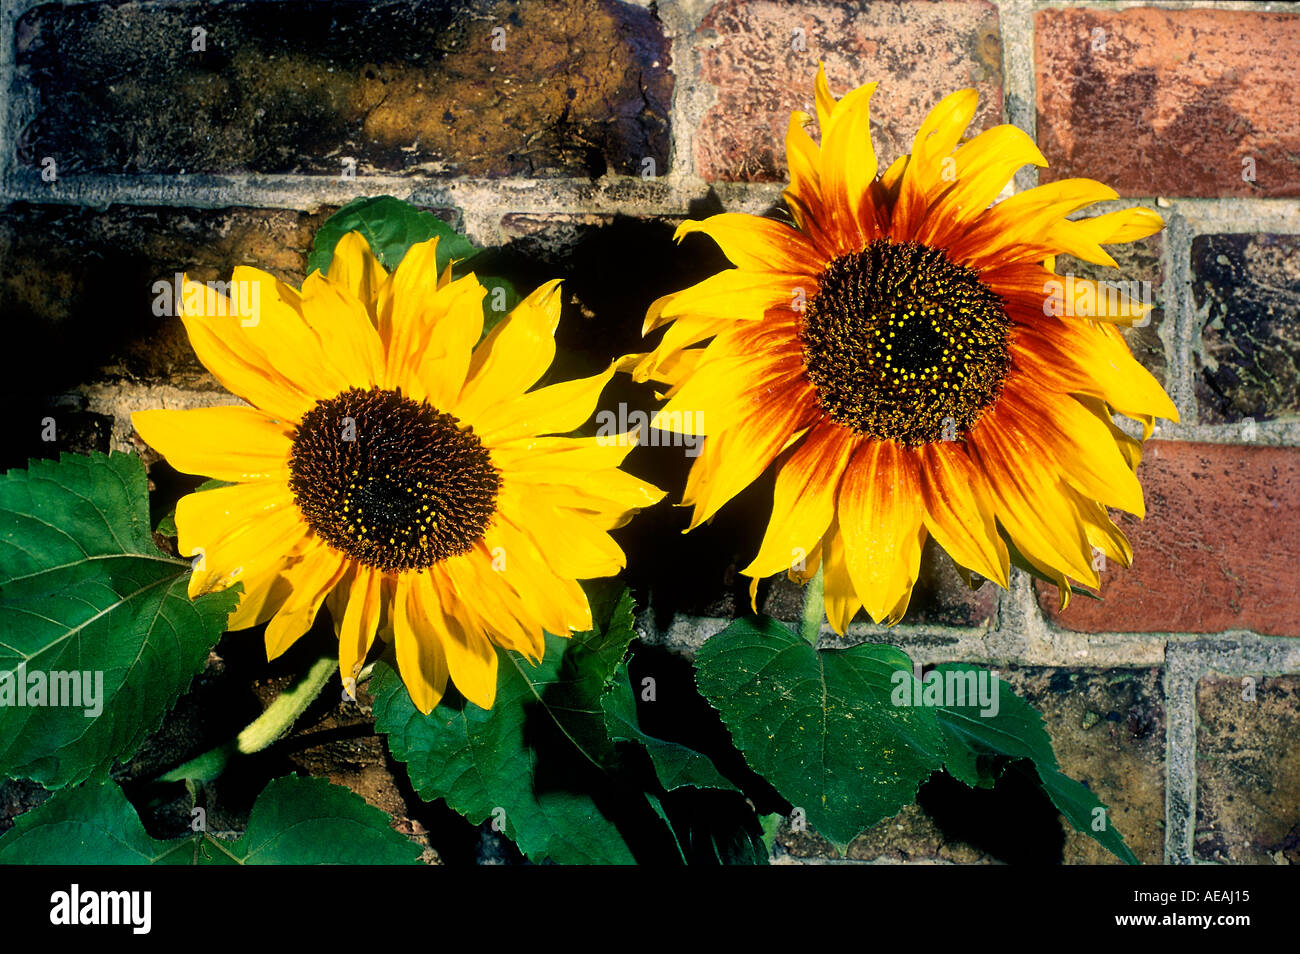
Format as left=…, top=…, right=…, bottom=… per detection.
left=0, top=453, right=239, bottom=788
left=307, top=196, right=478, bottom=277
left=932, top=663, right=1057, bottom=790
left=371, top=584, right=645, bottom=864
left=1037, top=767, right=1140, bottom=866
left=602, top=661, right=738, bottom=792
left=932, top=663, right=1139, bottom=863
left=694, top=616, right=946, bottom=849
left=155, top=478, right=234, bottom=536
left=0, top=776, right=422, bottom=865
left=672, top=790, right=770, bottom=865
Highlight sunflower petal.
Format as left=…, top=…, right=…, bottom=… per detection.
left=133, top=405, right=293, bottom=482
left=836, top=440, right=927, bottom=623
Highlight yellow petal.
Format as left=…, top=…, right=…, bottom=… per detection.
left=968, top=416, right=1100, bottom=589
left=263, top=544, right=348, bottom=660
left=813, top=61, right=837, bottom=134
left=915, top=124, right=1047, bottom=246
left=456, top=280, right=562, bottom=420
left=498, top=489, right=627, bottom=579
left=472, top=365, right=615, bottom=444
left=392, top=573, right=450, bottom=715
left=680, top=389, right=818, bottom=530
left=229, top=267, right=360, bottom=399
left=819, top=79, right=880, bottom=247
left=132, top=405, right=293, bottom=482
left=174, top=479, right=306, bottom=607
left=918, top=442, right=1009, bottom=588
left=175, top=277, right=318, bottom=422
left=783, top=109, right=824, bottom=230
left=742, top=420, right=857, bottom=579
left=299, top=269, right=387, bottom=388
left=836, top=440, right=927, bottom=624
left=421, top=277, right=488, bottom=407
left=412, top=573, right=499, bottom=710
left=822, top=521, right=863, bottom=635
left=337, top=566, right=383, bottom=688
left=893, top=88, right=979, bottom=236
left=674, top=214, right=827, bottom=276
left=325, top=231, right=389, bottom=326
left=378, top=236, right=442, bottom=380
left=643, top=268, right=797, bottom=335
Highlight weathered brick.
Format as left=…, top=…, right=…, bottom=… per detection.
left=1039, top=442, right=1300, bottom=636
left=1056, top=234, right=1166, bottom=385
left=1195, top=673, right=1300, bottom=864
left=693, top=0, right=1002, bottom=182
left=778, top=667, right=1164, bottom=863
left=15, top=0, right=671, bottom=178
left=1012, top=667, right=1165, bottom=864
left=1036, top=8, right=1300, bottom=197
left=1193, top=233, right=1300, bottom=424
left=0, top=203, right=326, bottom=399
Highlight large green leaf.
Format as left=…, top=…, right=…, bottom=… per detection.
left=933, top=663, right=1138, bottom=864
left=371, top=585, right=646, bottom=864
left=307, top=196, right=478, bottom=276
left=0, top=453, right=239, bottom=788
left=694, top=616, right=946, bottom=848
left=0, top=776, right=421, bottom=864
left=601, top=660, right=738, bottom=793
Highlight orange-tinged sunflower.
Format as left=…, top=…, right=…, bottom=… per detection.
left=624, top=66, right=1178, bottom=631
left=133, top=232, right=663, bottom=713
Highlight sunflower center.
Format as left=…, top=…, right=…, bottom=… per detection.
left=288, top=386, right=499, bottom=572
left=798, top=239, right=1011, bottom=445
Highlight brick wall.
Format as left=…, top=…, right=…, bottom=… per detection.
left=3, top=0, right=1298, bottom=864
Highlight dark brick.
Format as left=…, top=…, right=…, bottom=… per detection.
left=1056, top=234, right=1166, bottom=385
left=1036, top=8, right=1300, bottom=197
left=694, top=0, right=1002, bottom=182
left=1192, top=234, right=1300, bottom=424
left=1008, top=667, right=1165, bottom=864
left=1039, top=442, right=1300, bottom=637
left=1195, top=673, right=1300, bottom=864
left=0, top=203, right=328, bottom=397
left=15, top=0, right=671, bottom=178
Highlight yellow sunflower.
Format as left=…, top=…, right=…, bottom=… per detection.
left=133, top=233, right=663, bottom=713
left=624, top=66, right=1178, bottom=631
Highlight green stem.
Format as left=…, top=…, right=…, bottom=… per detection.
left=159, top=654, right=337, bottom=784
left=799, top=564, right=826, bottom=646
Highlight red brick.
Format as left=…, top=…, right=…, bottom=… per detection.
left=1036, top=8, right=1300, bottom=197
left=694, top=0, right=1003, bottom=182
left=1039, top=442, right=1300, bottom=636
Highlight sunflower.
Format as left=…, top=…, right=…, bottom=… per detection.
left=133, top=233, right=663, bottom=713
left=623, top=66, right=1178, bottom=631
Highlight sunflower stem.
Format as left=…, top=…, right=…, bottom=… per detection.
left=799, top=565, right=826, bottom=647
left=157, top=654, right=337, bottom=784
